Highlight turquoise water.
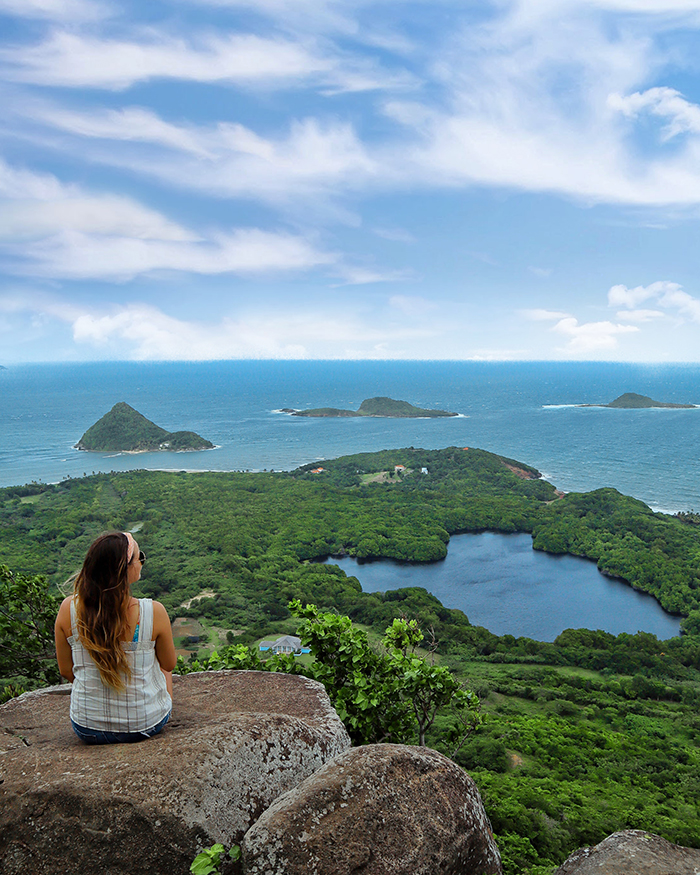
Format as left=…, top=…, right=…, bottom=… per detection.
left=1, top=359, right=695, bottom=638
left=2, top=360, right=700, bottom=513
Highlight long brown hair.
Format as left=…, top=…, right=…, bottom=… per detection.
left=73, top=532, right=133, bottom=690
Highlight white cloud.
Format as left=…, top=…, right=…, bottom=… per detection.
left=0, top=0, right=109, bottom=21
left=0, top=158, right=337, bottom=279
left=27, top=107, right=378, bottom=204
left=608, top=280, right=700, bottom=322
left=607, top=281, right=669, bottom=308
left=181, top=0, right=357, bottom=34
left=36, top=106, right=217, bottom=158
left=657, top=286, right=700, bottom=322
left=0, top=156, right=196, bottom=241
left=331, top=265, right=414, bottom=285
left=615, top=308, right=664, bottom=322
left=608, top=87, right=700, bottom=140
left=14, top=228, right=335, bottom=280
left=0, top=31, right=333, bottom=90
left=373, top=3, right=700, bottom=208
left=0, top=28, right=414, bottom=94
left=2, top=293, right=439, bottom=360
left=582, top=0, right=700, bottom=10
left=522, top=308, right=570, bottom=320
left=0, top=197, right=197, bottom=242
left=13, top=1, right=700, bottom=214
left=552, top=316, right=639, bottom=353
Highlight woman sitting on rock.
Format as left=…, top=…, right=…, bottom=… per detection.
left=54, top=531, right=176, bottom=744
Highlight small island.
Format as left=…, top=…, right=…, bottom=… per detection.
left=580, top=392, right=697, bottom=410
left=75, top=402, right=214, bottom=452
left=290, top=396, right=458, bottom=418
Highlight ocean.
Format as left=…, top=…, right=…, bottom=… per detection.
left=2, top=359, right=696, bottom=638
left=2, top=360, right=699, bottom=513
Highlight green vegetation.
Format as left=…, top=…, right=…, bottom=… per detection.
left=190, top=844, right=240, bottom=875
left=292, top=395, right=457, bottom=417
left=450, top=648, right=700, bottom=873
left=585, top=392, right=697, bottom=409
left=178, top=604, right=479, bottom=748
left=75, top=401, right=214, bottom=451
left=3, top=444, right=700, bottom=873
left=0, top=565, right=60, bottom=695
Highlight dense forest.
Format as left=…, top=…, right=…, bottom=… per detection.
left=2, top=445, right=700, bottom=873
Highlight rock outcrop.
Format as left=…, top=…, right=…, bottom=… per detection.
left=0, top=671, right=350, bottom=875
left=553, top=830, right=700, bottom=875
left=242, top=743, right=502, bottom=875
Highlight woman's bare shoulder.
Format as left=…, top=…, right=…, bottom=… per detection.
left=152, top=600, right=173, bottom=627
left=55, top=596, right=73, bottom=633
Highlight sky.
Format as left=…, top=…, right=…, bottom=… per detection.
left=3, top=1, right=700, bottom=362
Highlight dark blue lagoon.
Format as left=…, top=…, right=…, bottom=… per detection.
left=325, top=532, right=682, bottom=641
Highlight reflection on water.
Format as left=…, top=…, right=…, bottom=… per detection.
left=325, top=532, right=681, bottom=642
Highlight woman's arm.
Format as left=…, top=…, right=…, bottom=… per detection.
left=153, top=601, right=176, bottom=696
left=54, top=597, right=75, bottom=683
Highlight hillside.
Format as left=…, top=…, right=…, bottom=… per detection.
left=292, top=396, right=457, bottom=417
left=3, top=447, right=700, bottom=873
left=75, top=402, right=214, bottom=452
left=581, top=392, right=697, bottom=409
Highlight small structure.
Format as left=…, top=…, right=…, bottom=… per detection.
left=310, top=467, right=325, bottom=474
left=421, top=467, right=428, bottom=475
left=260, top=635, right=310, bottom=655
left=394, top=465, right=406, bottom=473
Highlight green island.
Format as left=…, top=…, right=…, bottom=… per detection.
left=74, top=401, right=214, bottom=452
left=3, top=445, right=700, bottom=874
left=581, top=392, right=697, bottom=409
left=289, top=396, right=458, bottom=417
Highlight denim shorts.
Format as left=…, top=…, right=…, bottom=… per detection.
left=71, top=711, right=170, bottom=745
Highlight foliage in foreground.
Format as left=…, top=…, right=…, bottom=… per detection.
left=3, top=447, right=700, bottom=872
left=176, top=601, right=480, bottom=748
left=190, top=844, right=240, bottom=875
left=0, top=565, right=60, bottom=691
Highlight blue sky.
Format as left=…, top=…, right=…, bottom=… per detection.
left=3, top=0, right=700, bottom=362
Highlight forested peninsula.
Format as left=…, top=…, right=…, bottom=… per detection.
left=75, top=402, right=214, bottom=452
left=3, top=446, right=700, bottom=873
left=581, top=392, right=697, bottom=409
left=289, top=396, right=457, bottom=417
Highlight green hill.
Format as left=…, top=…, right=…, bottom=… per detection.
left=292, top=396, right=457, bottom=418
left=75, top=402, right=214, bottom=452
left=606, top=392, right=696, bottom=409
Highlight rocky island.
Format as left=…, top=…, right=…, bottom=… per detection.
left=290, top=396, right=458, bottom=418
left=75, top=402, right=214, bottom=452
left=580, top=392, right=697, bottom=409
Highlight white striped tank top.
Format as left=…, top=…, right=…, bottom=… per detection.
left=69, top=597, right=172, bottom=732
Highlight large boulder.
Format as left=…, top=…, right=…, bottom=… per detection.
left=242, top=743, right=502, bottom=875
left=0, top=671, right=350, bottom=875
left=553, top=830, right=700, bottom=875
